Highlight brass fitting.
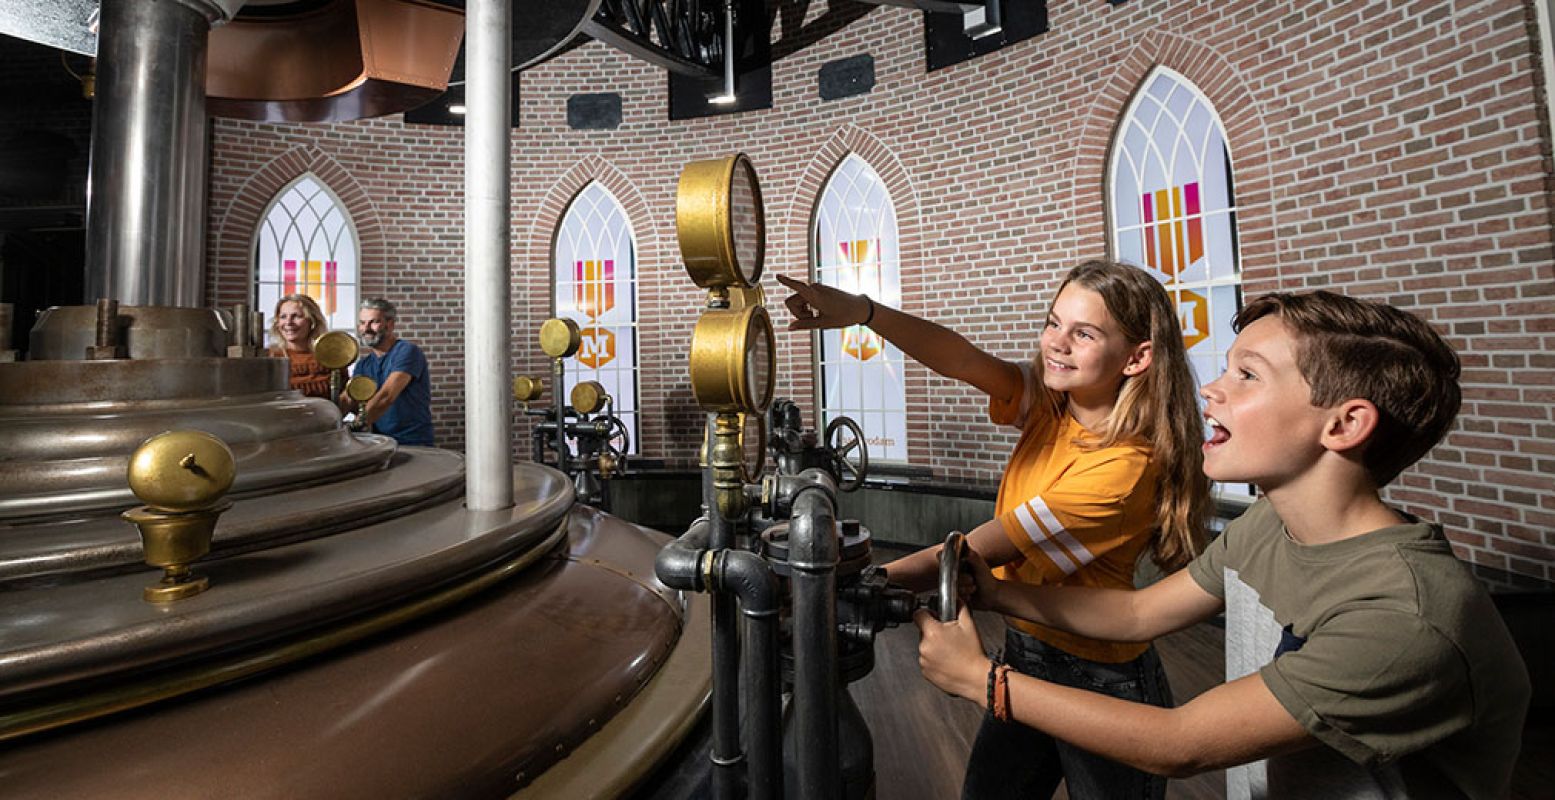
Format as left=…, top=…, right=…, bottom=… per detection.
left=121, top=431, right=236, bottom=603
left=710, top=412, right=749, bottom=520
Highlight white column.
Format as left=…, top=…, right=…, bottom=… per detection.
left=463, top=0, right=514, bottom=509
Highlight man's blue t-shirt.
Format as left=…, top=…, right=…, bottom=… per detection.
left=354, top=338, right=434, bottom=447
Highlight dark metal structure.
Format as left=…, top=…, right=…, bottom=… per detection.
left=585, top=0, right=725, bottom=78
left=656, top=404, right=963, bottom=799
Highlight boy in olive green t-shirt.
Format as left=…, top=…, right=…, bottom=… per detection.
left=915, top=291, right=1531, bottom=799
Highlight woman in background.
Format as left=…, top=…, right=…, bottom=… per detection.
left=269, top=293, right=333, bottom=399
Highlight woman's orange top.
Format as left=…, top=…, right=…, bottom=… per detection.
left=281, top=348, right=333, bottom=399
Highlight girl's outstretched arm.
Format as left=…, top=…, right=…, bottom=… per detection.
left=776, top=274, right=1021, bottom=403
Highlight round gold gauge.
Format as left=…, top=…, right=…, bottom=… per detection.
left=689, top=304, right=775, bottom=413
left=676, top=153, right=765, bottom=290
left=345, top=375, right=378, bottom=403
left=570, top=380, right=608, bottom=415
left=513, top=375, right=544, bottom=402
left=539, top=317, right=582, bottom=358
left=126, top=430, right=237, bottom=513
left=313, top=330, right=359, bottom=370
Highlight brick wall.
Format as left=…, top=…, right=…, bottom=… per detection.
left=205, top=0, right=1555, bottom=580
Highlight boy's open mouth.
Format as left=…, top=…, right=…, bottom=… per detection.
left=1205, top=416, right=1230, bottom=448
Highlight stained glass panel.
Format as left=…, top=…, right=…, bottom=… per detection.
left=254, top=174, right=360, bottom=336
left=814, top=154, right=906, bottom=462
left=554, top=182, right=639, bottom=454
left=1109, top=67, right=1249, bottom=499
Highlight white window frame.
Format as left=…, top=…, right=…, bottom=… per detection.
left=251, top=173, right=361, bottom=336
left=1108, top=66, right=1252, bottom=502
left=552, top=181, right=640, bottom=455
left=812, top=153, right=909, bottom=464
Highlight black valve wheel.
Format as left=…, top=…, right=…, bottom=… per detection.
left=936, top=530, right=968, bottom=622
left=605, top=417, right=630, bottom=460
left=823, top=416, right=869, bottom=492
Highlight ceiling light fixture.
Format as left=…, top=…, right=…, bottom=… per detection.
left=707, top=0, right=737, bottom=105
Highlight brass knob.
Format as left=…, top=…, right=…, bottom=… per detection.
left=539, top=318, right=582, bottom=358
left=570, top=380, right=607, bottom=415
left=313, top=330, right=360, bottom=371
left=513, top=375, right=544, bottom=402
left=127, top=430, right=236, bottom=512
left=345, top=375, right=378, bottom=403
left=123, top=431, right=236, bottom=603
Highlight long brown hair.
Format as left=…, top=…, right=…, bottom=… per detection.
left=1043, top=260, right=1210, bottom=572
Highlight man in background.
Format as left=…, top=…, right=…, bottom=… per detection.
left=346, top=297, right=434, bottom=447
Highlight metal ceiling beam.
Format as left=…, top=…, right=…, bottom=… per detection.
left=583, top=0, right=719, bottom=79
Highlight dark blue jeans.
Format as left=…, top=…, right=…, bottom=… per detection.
left=961, top=627, right=1173, bottom=800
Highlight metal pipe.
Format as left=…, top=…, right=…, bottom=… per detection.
left=0, top=302, right=12, bottom=352
left=655, top=519, right=782, bottom=800
left=720, top=0, right=735, bottom=98
left=462, top=0, right=513, bottom=510
left=85, top=0, right=212, bottom=307
left=95, top=299, right=119, bottom=349
left=723, top=550, right=781, bottom=800
left=789, top=469, right=841, bottom=799
left=552, top=357, right=567, bottom=469
left=230, top=304, right=249, bottom=348
left=248, top=310, right=264, bottom=353
left=707, top=502, right=743, bottom=799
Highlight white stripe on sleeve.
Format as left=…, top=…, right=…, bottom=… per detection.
left=1028, top=495, right=1097, bottom=569
left=1013, top=501, right=1079, bottom=575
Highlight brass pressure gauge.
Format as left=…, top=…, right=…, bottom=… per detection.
left=676, top=153, right=765, bottom=290
left=127, top=430, right=237, bottom=514
left=539, top=317, right=582, bottom=358
left=345, top=375, right=378, bottom=403
left=513, top=375, right=544, bottom=403
left=570, top=380, right=607, bottom=415
left=313, top=331, right=359, bottom=371
left=689, top=304, right=776, bottom=413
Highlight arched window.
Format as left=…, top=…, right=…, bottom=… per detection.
left=253, top=174, right=360, bottom=335
left=1109, top=66, right=1247, bottom=497
left=813, top=154, right=906, bottom=462
left=553, top=181, right=639, bottom=453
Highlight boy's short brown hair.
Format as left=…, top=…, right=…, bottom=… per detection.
left=1233, top=291, right=1461, bottom=486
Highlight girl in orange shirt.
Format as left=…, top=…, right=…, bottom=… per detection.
left=777, top=260, right=1209, bottom=800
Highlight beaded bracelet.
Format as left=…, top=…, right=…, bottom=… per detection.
left=993, top=665, right=1013, bottom=722
left=985, top=652, right=1004, bottom=718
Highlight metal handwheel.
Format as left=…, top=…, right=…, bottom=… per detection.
left=936, top=531, right=968, bottom=622
left=823, top=416, right=868, bottom=492
left=606, top=417, right=630, bottom=461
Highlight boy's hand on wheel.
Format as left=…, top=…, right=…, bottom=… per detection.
left=914, top=605, right=989, bottom=702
